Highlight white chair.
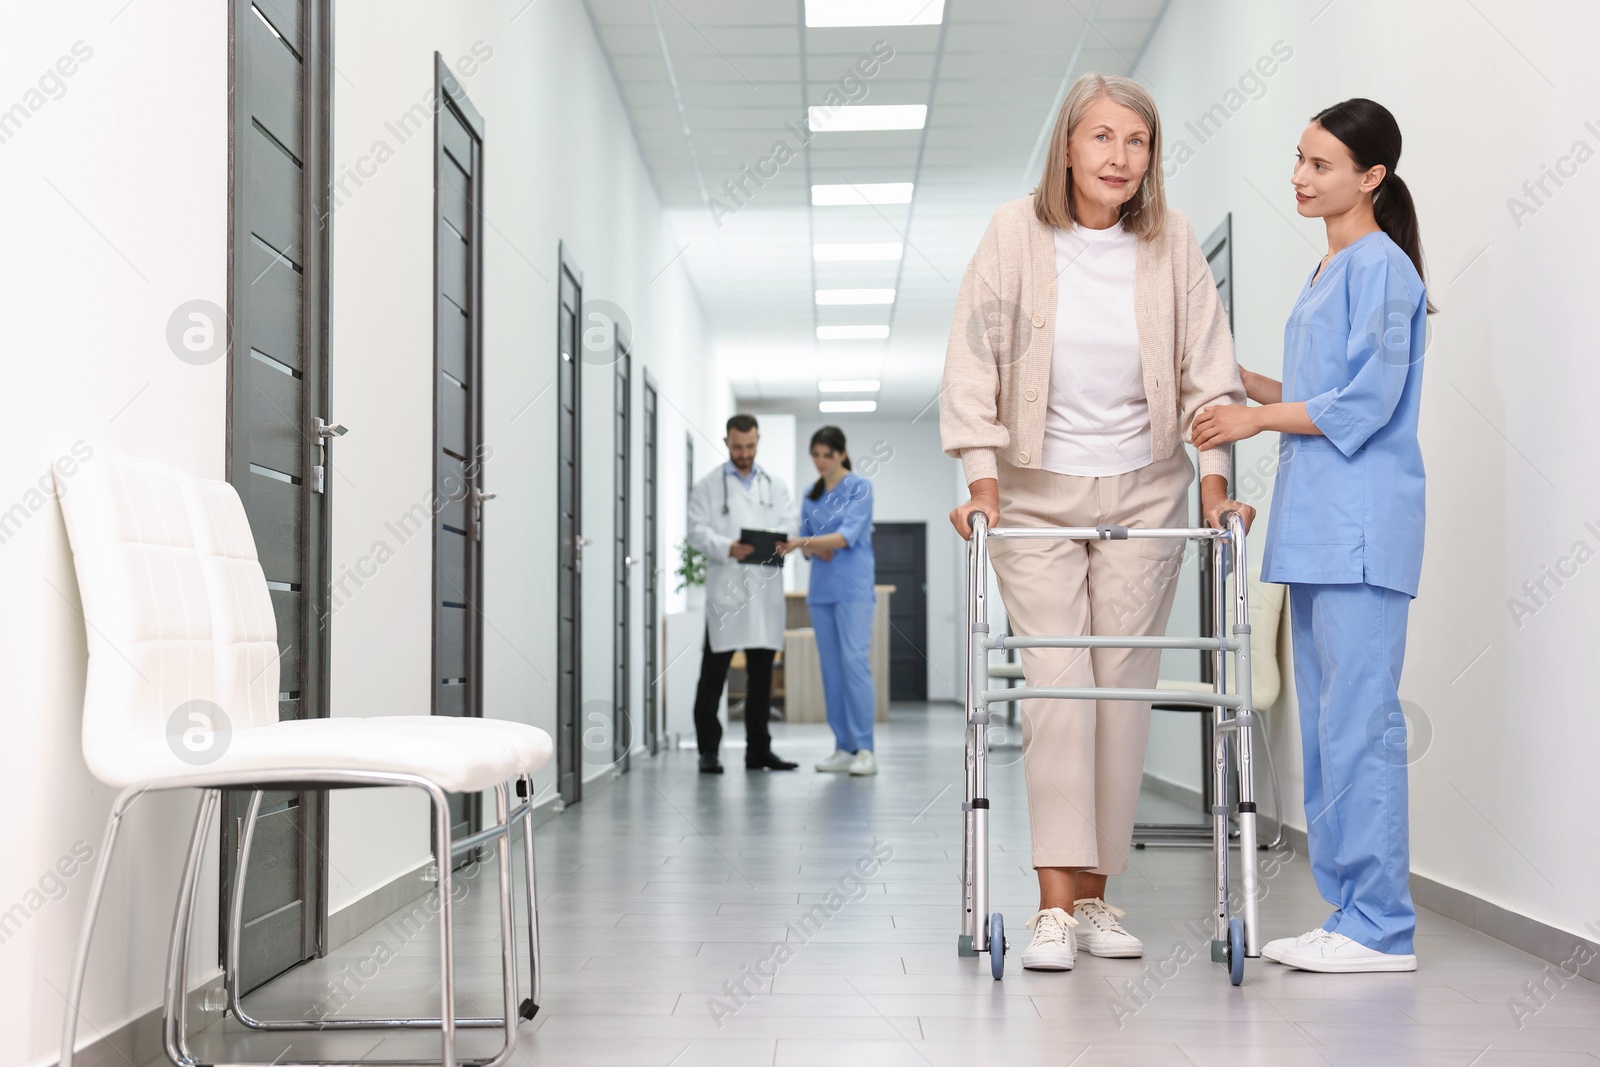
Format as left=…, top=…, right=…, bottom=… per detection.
left=57, top=454, right=553, bottom=1067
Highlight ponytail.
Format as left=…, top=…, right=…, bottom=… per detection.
left=807, top=425, right=851, bottom=501
left=1311, top=98, right=1436, bottom=313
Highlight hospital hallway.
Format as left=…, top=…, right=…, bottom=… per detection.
left=11, top=1, right=1600, bottom=1064
left=153, top=705, right=1600, bottom=1066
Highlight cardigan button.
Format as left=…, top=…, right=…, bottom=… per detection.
left=1024, top=388, right=1037, bottom=402
left=1031, top=313, right=1045, bottom=328
left=1017, top=451, right=1030, bottom=464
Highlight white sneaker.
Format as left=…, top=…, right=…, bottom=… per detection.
left=847, top=750, right=878, bottom=776
left=1261, top=927, right=1328, bottom=964
left=1072, top=898, right=1143, bottom=958
left=815, top=749, right=855, bottom=773
left=1275, top=929, right=1418, bottom=972
left=1021, top=908, right=1078, bottom=971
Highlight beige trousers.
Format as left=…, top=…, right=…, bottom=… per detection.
left=988, top=449, right=1194, bottom=874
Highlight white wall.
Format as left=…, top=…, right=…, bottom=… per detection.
left=1, top=2, right=720, bottom=1063
left=788, top=415, right=965, bottom=703
left=1139, top=0, right=1600, bottom=942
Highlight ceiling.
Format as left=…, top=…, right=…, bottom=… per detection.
left=583, top=0, right=1171, bottom=417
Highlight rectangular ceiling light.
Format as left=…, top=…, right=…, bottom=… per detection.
left=816, top=289, right=895, bottom=305
left=816, top=324, right=890, bottom=340
left=808, top=104, right=927, bottom=133
left=820, top=400, right=879, bottom=413
left=819, top=380, right=881, bottom=393
left=811, top=182, right=914, bottom=206
left=814, top=243, right=903, bottom=262
left=805, top=0, right=945, bottom=27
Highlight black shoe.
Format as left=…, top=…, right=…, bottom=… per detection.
left=746, top=752, right=799, bottom=771
left=698, top=755, right=724, bottom=774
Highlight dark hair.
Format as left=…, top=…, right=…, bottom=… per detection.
left=1311, top=98, right=1435, bottom=313
left=726, top=414, right=759, bottom=435
left=807, top=425, right=852, bottom=501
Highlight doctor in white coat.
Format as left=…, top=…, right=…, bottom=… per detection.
left=686, top=414, right=800, bottom=773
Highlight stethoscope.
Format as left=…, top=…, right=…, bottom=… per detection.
left=721, top=465, right=773, bottom=514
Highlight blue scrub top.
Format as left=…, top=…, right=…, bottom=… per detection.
left=800, top=472, right=876, bottom=604
left=1259, top=231, right=1427, bottom=597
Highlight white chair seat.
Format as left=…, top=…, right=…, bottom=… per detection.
left=109, top=718, right=528, bottom=793
left=357, top=716, right=554, bottom=776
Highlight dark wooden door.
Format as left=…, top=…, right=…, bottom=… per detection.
left=221, top=0, right=330, bottom=990
left=432, top=56, right=487, bottom=843
left=641, top=375, right=660, bottom=755
left=612, top=345, right=632, bottom=773
left=556, top=246, right=584, bottom=805
left=872, top=522, right=927, bottom=701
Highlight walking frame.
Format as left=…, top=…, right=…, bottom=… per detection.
left=959, top=510, right=1261, bottom=984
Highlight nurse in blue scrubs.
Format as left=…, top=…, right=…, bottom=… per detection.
left=785, top=427, right=880, bottom=777
left=1191, top=98, right=1432, bottom=973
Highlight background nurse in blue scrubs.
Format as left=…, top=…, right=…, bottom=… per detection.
left=1191, top=98, right=1432, bottom=974
left=784, top=426, right=880, bottom=778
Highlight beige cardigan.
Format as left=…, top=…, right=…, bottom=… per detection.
left=940, top=196, right=1244, bottom=486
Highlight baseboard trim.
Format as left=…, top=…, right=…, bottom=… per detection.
left=61, top=974, right=224, bottom=1067
left=1141, top=772, right=1600, bottom=984
left=1140, top=771, right=1211, bottom=815
left=327, top=859, right=434, bottom=952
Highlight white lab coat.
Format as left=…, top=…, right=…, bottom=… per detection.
left=687, top=462, right=797, bottom=653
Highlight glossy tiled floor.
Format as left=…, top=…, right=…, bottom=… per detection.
left=167, top=704, right=1600, bottom=1066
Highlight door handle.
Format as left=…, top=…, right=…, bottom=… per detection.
left=624, top=555, right=641, bottom=567
left=576, top=535, right=593, bottom=548
left=312, top=419, right=347, bottom=493
left=468, top=488, right=496, bottom=541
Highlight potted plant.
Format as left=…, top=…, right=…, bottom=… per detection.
left=675, top=538, right=706, bottom=609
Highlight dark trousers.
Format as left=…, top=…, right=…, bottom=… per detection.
left=693, top=634, right=774, bottom=761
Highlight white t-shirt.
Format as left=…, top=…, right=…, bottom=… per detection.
left=1040, top=222, right=1152, bottom=477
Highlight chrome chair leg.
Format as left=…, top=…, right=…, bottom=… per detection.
left=518, top=774, right=542, bottom=1013
left=225, top=788, right=266, bottom=1024
left=60, top=785, right=146, bottom=1067
left=164, top=789, right=220, bottom=1067
left=490, top=784, right=519, bottom=1065
left=428, top=782, right=458, bottom=1067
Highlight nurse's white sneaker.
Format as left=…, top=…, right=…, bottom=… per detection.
left=1274, top=929, right=1418, bottom=972
left=848, top=750, right=878, bottom=776
left=815, top=749, right=855, bottom=773
left=1262, top=927, right=1328, bottom=963
left=1072, top=898, right=1143, bottom=958
left=1022, top=908, right=1079, bottom=971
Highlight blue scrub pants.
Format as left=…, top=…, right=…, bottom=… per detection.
left=1289, top=582, right=1417, bottom=954
left=809, top=599, right=876, bottom=753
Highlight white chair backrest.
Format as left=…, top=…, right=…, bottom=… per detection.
left=57, top=454, right=281, bottom=784
left=178, top=472, right=281, bottom=732
left=57, top=454, right=218, bottom=782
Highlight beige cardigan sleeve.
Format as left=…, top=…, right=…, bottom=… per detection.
left=1175, top=218, right=1246, bottom=483
left=939, top=218, right=1009, bottom=486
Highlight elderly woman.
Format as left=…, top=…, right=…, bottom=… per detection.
left=941, top=73, right=1252, bottom=973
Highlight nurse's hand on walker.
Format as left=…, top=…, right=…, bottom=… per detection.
left=950, top=478, right=1000, bottom=541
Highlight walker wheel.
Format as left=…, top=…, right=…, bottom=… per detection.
left=989, top=912, right=1006, bottom=980
left=1228, top=917, right=1245, bottom=986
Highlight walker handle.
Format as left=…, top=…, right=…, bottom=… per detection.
left=966, top=510, right=989, bottom=537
